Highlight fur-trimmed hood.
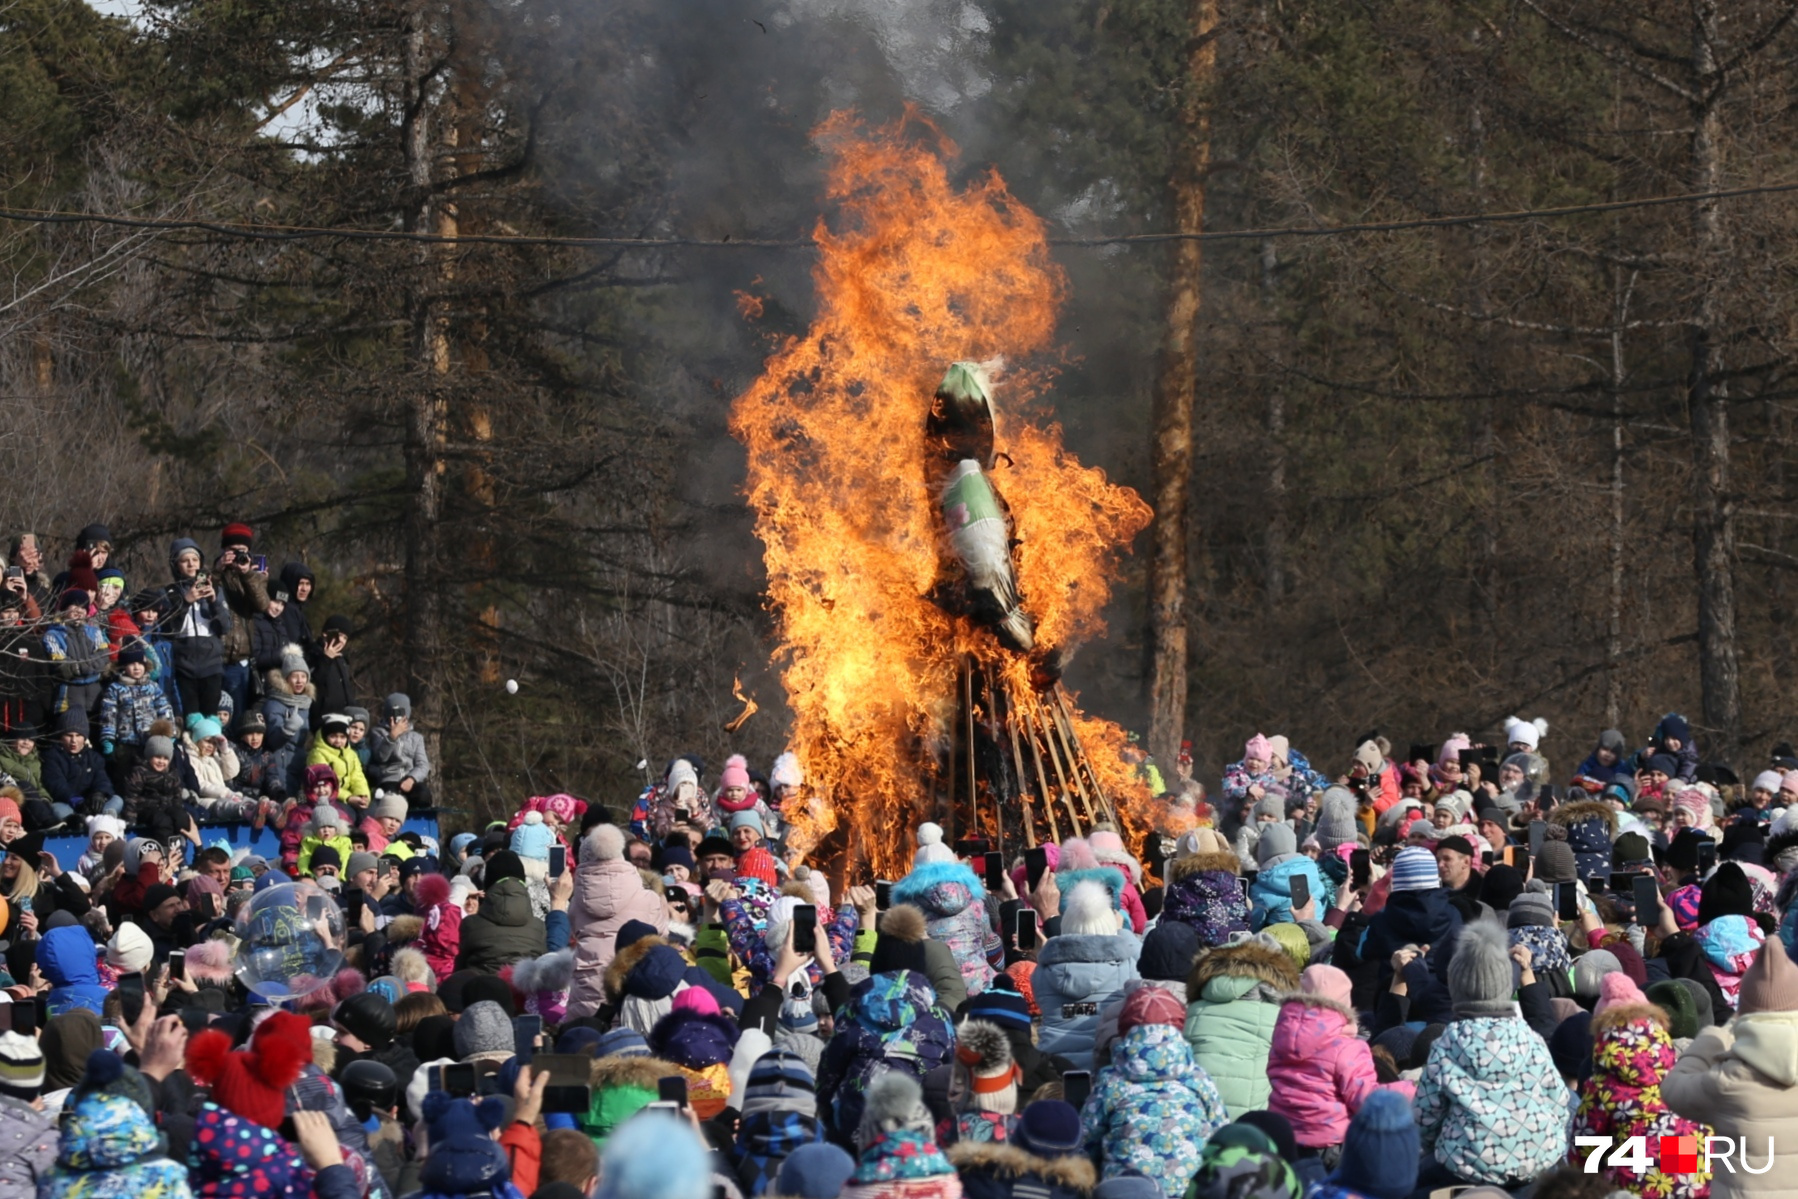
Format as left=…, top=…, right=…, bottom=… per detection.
left=386, top=914, right=424, bottom=945
left=1169, top=851, right=1241, bottom=882
left=605, top=934, right=673, bottom=1003
left=590, top=1053, right=680, bottom=1092
left=1593, top=1001, right=1670, bottom=1036
left=1187, top=939, right=1300, bottom=999
left=891, top=860, right=984, bottom=918
left=946, top=1141, right=1097, bottom=1194
left=263, top=668, right=315, bottom=701
left=1549, top=799, right=1618, bottom=835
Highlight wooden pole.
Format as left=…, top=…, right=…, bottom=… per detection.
left=1025, top=699, right=1084, bottom=838
left=1019, top=688, right=1061, bottom=845
left=963, top=656, right=978, bottom=841
left=1055, top=688, right=1120, bottom=826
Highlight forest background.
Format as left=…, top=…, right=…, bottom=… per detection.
left=6, top=0, right=1795, bottom=822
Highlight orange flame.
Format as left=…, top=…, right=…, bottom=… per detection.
left=731, top=110, right=1155, bottom=874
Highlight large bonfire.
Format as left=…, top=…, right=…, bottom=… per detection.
left=731, top=110, right=1157, bottom=876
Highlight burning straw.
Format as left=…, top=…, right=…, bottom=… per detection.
left=731, top=110, right=1155, bottom=876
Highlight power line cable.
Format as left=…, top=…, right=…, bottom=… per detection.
left=3, top=178, right=1798, bottom=250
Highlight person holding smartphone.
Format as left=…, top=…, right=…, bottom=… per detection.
left=367, top=693, right=431, bottom=809
left=213, top=524, right=269, bottom=717
left=159, top=537, right=232, bottom=723
left=308, top=615, right=357, bottom=733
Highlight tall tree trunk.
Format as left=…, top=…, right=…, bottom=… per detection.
left=1607, top=270, right=1633, bottom=728
left=1146, top=0, right=1216, bottom=772
left=1262, top=238, right=1286, bottom=603
left=1688, top=0, right=1741, bottom=760
left=403, top=0, right=450, bottom=773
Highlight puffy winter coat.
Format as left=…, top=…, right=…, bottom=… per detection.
left=37, top=925, right=108, bottom=1019
left=1033, top=931, right=1140, bottom=1072
left=456, top=877, right=546, bottom=973
left=1414, top=1015, right=1572, bottom=1186
left=947, top=1141, right=1096, bottom=1199
left=566, top=858, right=668, bottom=1018
left=1573, top=1003, right=1711, bottom=1199
left=305, top=739, right=369, bottom=801
left=43, top=1091, right=191, bottom=1199
left=1161, top=851, right=1249, bottom=948
left=601, top=937, right=689, bottom=1036
left=0, top=1093, right=56, bottom=1199
left=367, top=725, right=430, bottom=786
left=414, top=880, right=463, bottom=983
left=1551, top=800, right=1619, bottom=884
left=41, top=745, right=113, bottom=806
left=1249, top=854, right=1325, bottom=931
left=1266, top=994, right=1414, bottom=1147
left=1080, top=1022, right=1226, bottom=1199
left=891, top=862, right=1000, bottom=997
left=815, top=969, right=955, bottom=1144
left=98, top=680, right=171, bottom=748
left=1356, top=886, right=1463, bottom=989
left=1696, top=915, right=1766, bottom=1012
left=1182, top=939, right=1298, bottom=1119
left=183, top=738, right=241, bottom=804
left=1664, top=1008, right=1798, bottom=1199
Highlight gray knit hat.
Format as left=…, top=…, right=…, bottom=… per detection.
left=1572, top=950, right=1623, bottom=1000
left=1506, top=892, right=1557, bottom=929
left=1535, top=841, right=1578, bottom=884
left=1253, top=793, right=1286, bottom=822
left=453, top=1000, right=515, bottom=1060
left=370, top=793, right=409, bottom=823
left=1447, top=921, right=1512, bottom=1005
left=1256, top=823, right=1298, bottom=866
left=1315, top=786, right=1361, bottom=852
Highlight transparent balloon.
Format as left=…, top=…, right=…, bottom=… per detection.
left=233, top=880, right=345, bottom=1001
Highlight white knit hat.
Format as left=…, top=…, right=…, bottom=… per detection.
left=106, top=923, right=153, bottom=973
left=914, top=822, right=955, bottom=866
left=1060, top=880, right=1119, bottom=937
left=1504, top=716, right=1547, bottom=751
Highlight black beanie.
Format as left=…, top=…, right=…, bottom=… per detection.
left=1666, top=828, right=1706, bottom=873
left=1480, top=864, right=1524, bottom=912
left=482, top=850, right=526, bottom=886
left=1697, top=861, right=1756, bottom=926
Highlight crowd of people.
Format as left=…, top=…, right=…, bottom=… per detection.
left=4, top=527, right=1798, bottom=1199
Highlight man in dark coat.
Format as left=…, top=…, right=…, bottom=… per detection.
left=455, top=851, right=546, bottom=973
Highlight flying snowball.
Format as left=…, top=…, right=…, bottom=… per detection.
left=505, top=679, right=519, bottom=694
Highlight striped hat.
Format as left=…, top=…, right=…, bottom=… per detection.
left=966, top=985, right=1033, bottom=1031
left=0, top=1031, right=45, bottom=1100
left=592, top=1027, right=651, bottom=1059
left=742, top=1049, right=815, bottom=1115
left=1389, top=846, right=1442, bottom=893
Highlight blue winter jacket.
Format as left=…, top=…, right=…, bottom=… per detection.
left=1249, top=854, right=1326, bottom=930
left=37, top=924, right=109, bottom=1017
left=1033, top=930, right=1140, bottom=1071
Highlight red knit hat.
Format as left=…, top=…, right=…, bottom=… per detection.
left=222, top=523, right=255, bottom=548
left=185, top=1011, right=312, bottom=1129
left=735, top=847, right=779, bottom=888
left=1118, top=985, right=1186, bottom=1034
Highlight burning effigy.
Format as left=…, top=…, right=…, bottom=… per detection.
left=731, top=110, right=1170, bottom=877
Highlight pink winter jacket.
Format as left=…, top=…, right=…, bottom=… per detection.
left=1266, top=994, right=1415, bottom=1147
left=566, top=857, right=668, bottom=1018
left=419, top=901, right=463, bottom=983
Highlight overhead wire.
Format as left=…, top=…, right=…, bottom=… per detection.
left=3, top=177, right=1797, bottom=251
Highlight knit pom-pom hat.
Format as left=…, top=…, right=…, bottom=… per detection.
left=185, top=1011, right=313, bottom=1129
left=1061, top=879, right=1119, bottom=937
left=913, top=822, right=954, bottom=866
left=953, top=1020, right=1018, bottom=1114
left=1592, top=971, right=1649, bottom=1019
left=420, top=1091, right=511, bottom=1193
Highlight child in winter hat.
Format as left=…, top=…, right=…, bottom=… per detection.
left=419, top=1092, right=516, bottom=1198
left=1387, top=846, right=1441, bottom=893
left=184, top=1011, right=315, bottom=1129
left=914, top=822, right=955, bottom=866
left=1414, top=921, right=1572, bottom=1188
left=731, top=1049, right=825, bottom=1197
left=944, top=1019, right=1020, bottom=1146
left=1310, top=1090, right=1419, bottom=1199
left=845, top=1073, right=961, bottom=1199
